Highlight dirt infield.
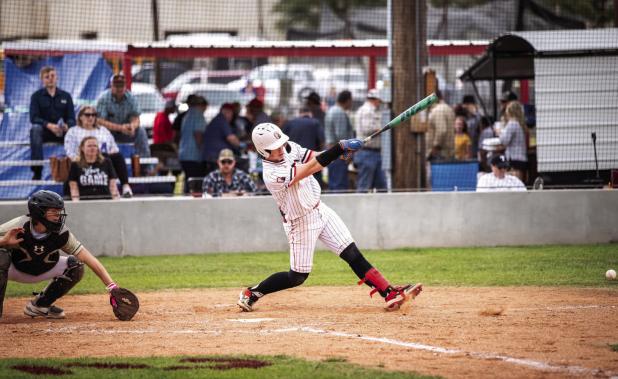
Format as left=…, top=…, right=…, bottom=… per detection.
left=2, top=286, right=617, bottom=378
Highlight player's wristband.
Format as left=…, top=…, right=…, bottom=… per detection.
left=106, top=282, right=118, bottom=293
left=316, top=144, right=344, bottom=167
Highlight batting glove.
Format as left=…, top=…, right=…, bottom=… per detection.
left=339, top=139, right=364, bottom=152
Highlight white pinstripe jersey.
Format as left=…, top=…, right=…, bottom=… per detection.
left=262, top=141, right=321, bottom=221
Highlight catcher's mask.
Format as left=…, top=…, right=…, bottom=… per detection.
left=251, top=122, right=289, bottom=159
left=27, top=190, right=67, bottom=233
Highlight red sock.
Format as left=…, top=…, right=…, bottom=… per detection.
left=358, top=268, right=392, bottom=297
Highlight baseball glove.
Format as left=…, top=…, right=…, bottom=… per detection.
left=109, top=287, right=139, bottom=321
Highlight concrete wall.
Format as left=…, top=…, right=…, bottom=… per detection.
left=1, top=190, right=616, bottom=256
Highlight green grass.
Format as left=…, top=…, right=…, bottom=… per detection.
left=5, top=244, right=617, bottom=297
left=0, top=355, right=436, bottom=379
left=610, top=344, right=618, bottom=352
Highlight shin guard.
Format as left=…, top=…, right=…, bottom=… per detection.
left=35, top=256, right=84, bottom=307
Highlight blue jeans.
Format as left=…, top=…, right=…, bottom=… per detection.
left=353, top=150, right=386, bottom=192
left=328, top=158, right=349, bottom=191
left=112, top=127, right=151, bottom=157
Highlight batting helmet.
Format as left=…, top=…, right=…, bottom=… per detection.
left=252, top=123, right=289, bottom=159
left=27, top=190, right=66, bottom=233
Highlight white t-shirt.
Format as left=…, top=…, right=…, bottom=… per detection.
left=262, top=141, right=321, bottom=221
left=476, top=173, right=526, bottom=192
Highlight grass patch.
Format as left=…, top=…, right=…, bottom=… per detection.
left=610, top=344, right=618, bottom=352
left=5, top=244, right=617, bottom=297
left=0, top=355, right=435, bottom=379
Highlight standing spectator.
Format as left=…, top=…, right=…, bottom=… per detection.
left=153, top=100, right=176, bottom=145
left=64, top=106, right=132, bottom=197
left=477, top=116, right=495, bottom=172
left=95, top=74, right=150, bottom=158
left=426, top=89, right=455, bottom=161
left=476, top=155, right=526, bottom=192
left=454, top=116, right=472, bottom=160
left=496, top=90, right=518, bottom=134
left=68, top=136, right=120, bottom=201
left=29, top=66, right=76, bottom=180
left=178, top=95, right=207, bottom=192
left=498, top=101, right=528, bottom=182
left=202, top=149, right=257, bottom=197
left=462, top=95, right=481, bottom=157
left=202, top=103, right=240, bottom=175
left=354, top=89, right=386, bottom=192
left=282, top=106, right=325, bottom=188
left=304, top=91, right=325, bottom=128
left=245, top=98, right=271, bottom=132
left=324, top=90, right=354, bottom=191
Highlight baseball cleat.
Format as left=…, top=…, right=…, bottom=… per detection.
left=24, top=301, right=65, bottom=319
left=237, top=288, right=258, bottom=312
left=384, top=283, right=423, bottom=311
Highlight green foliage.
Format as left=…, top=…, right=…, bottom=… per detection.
left=0, top=355, right=434, bottom=379
left=5, top=244, right=616, bottom=298
left=537, top=0, right=615, bottom=27
left=610, top=344, right=618, bottom=352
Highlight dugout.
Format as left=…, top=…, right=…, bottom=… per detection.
left=460, top=28, right=618, bottom=187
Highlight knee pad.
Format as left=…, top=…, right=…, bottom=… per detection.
left=287, top=270, right=309, bottom=287
left=36, top=255, right=84, bottom=307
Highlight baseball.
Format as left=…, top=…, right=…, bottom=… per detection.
left=606, top=269, right=616, bottom=280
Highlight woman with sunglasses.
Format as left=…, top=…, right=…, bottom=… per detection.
left=64, top=106, right=133, bottom=197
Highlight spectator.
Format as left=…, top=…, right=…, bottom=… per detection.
left=496, top=90, right=518, bottom=134
left=354, top=89, right=386, bottom=192
left=29, top=66, right=76, bottom=180
left=282, top=106, right=326, bottom=188
left=324, top=90, right=354, bottom=191
left=68, top=136, right=120, bottom=201
left=64, top=106, right=132, bottom=198
left=304, top=91, right=325, bottom=128
left=178, top=95, right=207, bottom=193
left=454, top=116, right=472, bottom=160
left=202, top=103, right=240, bottom=175
left=477, top=116, right=495, bottom=172
left=202, top=149, right=257, bottom=197
left=153, top=100, right=176, bottom=145
left=171, top=94, right=197, bottom=144
left=95, top=74, right=150, bottom=158
left=461, top=95, right=481, bottom=157
left=498, top=101, right=528, bottom=182
left=426, top=89, right=455, bottom=161
left=476, top=155, right=526, bottom=192
left=245, top=98, right=271, bottom=131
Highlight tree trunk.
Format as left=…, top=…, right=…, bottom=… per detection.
left=391, top=0, right=427, bottom=190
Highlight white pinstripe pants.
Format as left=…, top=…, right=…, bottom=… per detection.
left=283, top=202, right=354, bottom=273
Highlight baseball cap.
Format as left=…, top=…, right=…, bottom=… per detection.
left=218, top=149, right=235, bottom=161
left=367, top=88, right=381, bottom=100
left=500, top=90, right=517, bottom=102
left=462, top=94, right=476, bottom=104
left=490, top=154, right=509, bottom=169
left=110, top=74, right=126, bottom=86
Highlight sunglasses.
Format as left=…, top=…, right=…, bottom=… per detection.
left=219, top=159, right=234, bottom=165
left=83, top=113, right=97, bottom=117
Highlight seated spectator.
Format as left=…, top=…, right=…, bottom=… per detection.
left=153, top=100, right=176, bottom=145
left=179, top=95, right=208, bottom=193
left=476, top=155, right=526, bottom=192
left=202, top=149, right=257, bottom=197
left=68, top=136, right=120, bottom=201
left=477, top=116, right=495, bottom=172
left=64, top=106, right=132, bottom=197
left=95, top=74, right=150, bottom=158
left=454, top=116, right=472, bottom=160
left=202, top=103, right=240, bottom=175
left=29, top=66, right=76, bottom=179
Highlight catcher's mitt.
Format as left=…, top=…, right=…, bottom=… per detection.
left=109, top=287, right=139, bottom=321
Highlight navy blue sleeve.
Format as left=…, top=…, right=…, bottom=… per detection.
left=30, top=91, right=46, bottom=126
left=65, top=92, right=76, bottom=127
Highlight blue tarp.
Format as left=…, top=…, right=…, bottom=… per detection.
left=0, top=54, right=113, bottom=199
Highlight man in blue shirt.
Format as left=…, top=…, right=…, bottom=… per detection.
left=202, top=103, right=240, bottom=175
left=179, top=95, right=208, bottom=193
left=29, top=67, right=76, bottom=179
left=95, top=74, right=150, bottom=158
left=324, top=90, right=354, bottom=191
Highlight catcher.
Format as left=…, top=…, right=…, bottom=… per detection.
left=0, top=190, right=138, bottom=321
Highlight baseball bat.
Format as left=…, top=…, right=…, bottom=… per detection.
left=363, top=93, right=438, bottom=143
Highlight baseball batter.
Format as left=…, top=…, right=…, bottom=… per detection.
left=0, top=190, right=126, bottom=319
left=238, top=123, right=422, bottom=312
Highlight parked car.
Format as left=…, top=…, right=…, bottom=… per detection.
left=130, top=83, right=166, bottom=139
left=162, top=69, right=248, bottom=101
left=314, top=67, right=368, bottom=108
left=176, top=83, right=253, bottom=122
left=227, top=64, right=317, bottom=109
left=132, top=61, right=190, bottom=89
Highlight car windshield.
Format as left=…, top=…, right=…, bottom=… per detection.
left=332, top=73, right=365, bottom=82
left=134, top=92, right=165, bottom=112
left=195, top=89, right=249, bottom=105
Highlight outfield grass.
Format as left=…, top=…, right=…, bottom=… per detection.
left=0, top=355, right=437, bottom=379
left=5, top=244, right=617, bottom=297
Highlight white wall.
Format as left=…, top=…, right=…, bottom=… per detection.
left=1, top=190, right=616, bottom=256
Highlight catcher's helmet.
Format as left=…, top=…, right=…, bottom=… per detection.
left=251, top=123, right=289, bottom=159
left=27, top=190, right=66, bottom=233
